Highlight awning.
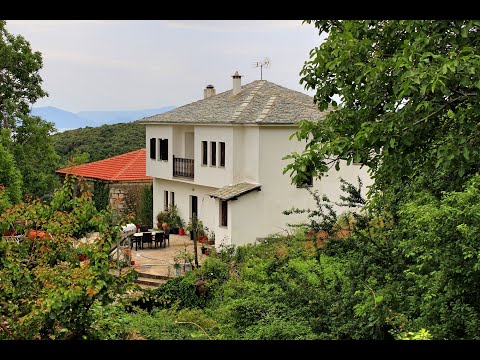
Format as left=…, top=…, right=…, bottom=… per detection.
left=207, top=182, right=261, bottom=201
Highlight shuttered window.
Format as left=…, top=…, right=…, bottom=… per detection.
left=220, top=142, right=225, bottom=167
left=159, top=139, right=168, bottom=161
left=202, top=141, right=208, bottom=165
left=211, top=141, right=216, bottom=166
left=149, top=138, right=156, bottom=159
left=220, top=200, right=228, bottom=227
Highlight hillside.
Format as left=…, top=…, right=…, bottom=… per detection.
left=51, top=121, right=146, bottom=165
left=33, top=106, right=175, bottom=131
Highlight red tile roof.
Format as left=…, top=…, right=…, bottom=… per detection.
left=56, top=149, right=152, bottom=181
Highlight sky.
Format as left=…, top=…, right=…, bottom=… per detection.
left=6, top=20, right=326, bottom=113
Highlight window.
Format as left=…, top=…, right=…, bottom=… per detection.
left=220, top=201, right=228, bottom=227
left=219, top=142, right=225, bottom=167
left=211, top=141, right=216, bottom=166
left=202, top=141, right=208, bottom=165
left=164, top=190, right=169, bottom=210
left=170, top=191, right=175, bottom=207
left=159, top=138, right=168, bottom=161
left=149, top=138, right=156, bottom=159
left=191, top=195, right=198, bottom=219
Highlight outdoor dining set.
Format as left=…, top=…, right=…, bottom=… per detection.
left=131, top=225, right=170, bottom=251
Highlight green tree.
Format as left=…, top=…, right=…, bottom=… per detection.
left=0, top=20, right=47, bottom=129
left=284, top=20, right=480, bottom=197
left=0, top=21, right=59, bottom=200
left=0, top=140, right=22, bottom=204
left=12, top=115, right=60, bottom=199
left=138, top=184, right=153, bottom=228
left=0, top=176, right=136, bottom=340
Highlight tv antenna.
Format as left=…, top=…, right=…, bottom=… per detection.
left=253, top=58, right=271, bottom=80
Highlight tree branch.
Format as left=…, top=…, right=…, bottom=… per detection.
left=175, top=321, right=213, bottom=340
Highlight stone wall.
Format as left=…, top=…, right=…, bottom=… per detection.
left=109, top=180, right=153, bottom=219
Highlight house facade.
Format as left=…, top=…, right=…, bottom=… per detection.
left=139, top=73, right=372, bottom=248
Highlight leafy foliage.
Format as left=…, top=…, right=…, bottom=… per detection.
left=11, top=115, right=60, bottom=199
left=138, top=184, right=153, bottom=228
left=51, top=122, right=146, bottom=165
left=0, top=20, right=47, bottom=129
left=0, top=176, right=136, bottom=340
left=156, top=204, right=184, bottom=229
left=0, top=140, right=22, bottom=204
left=284, top=20, right=480, bottom=196
left=92, top=180, right=110, bottom=211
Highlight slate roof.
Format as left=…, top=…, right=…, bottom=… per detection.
left=207, top=182, right=261, bottom=201
left=138, top=80, right=328, bottom=125
left=56, top=149, right=152, bottom=182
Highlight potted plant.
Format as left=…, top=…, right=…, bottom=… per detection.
left=202, top=226, right=209, bottom=242
left=201, top=243, right=207, bottom=254
left=173, top=246, right=195, bottom=275
left=195, top=220, right=206, bottom=241
left=178, top=219, right=186, bottom=236
left=173, top=261, right=182, bottom=276
left=208, top=229, right=215, bottom=245
left=156, top=204, right=184, bottom=234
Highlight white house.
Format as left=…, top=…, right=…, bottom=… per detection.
left=139, top=72, right=371, bottom=248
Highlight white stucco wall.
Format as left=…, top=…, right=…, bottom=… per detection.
left=194, top=126, right=233, bottom=188
left=145, top=124, right=173, bottom=179
left=251, top=126, right=372, bottom=239
left=152, top=177, right=219, bottom=236
left=234, top=126, right=260, bottom=183
left=229, top=189, right=263, bottom=246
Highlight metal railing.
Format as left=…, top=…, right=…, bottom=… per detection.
left=173, top=156, right=194, bottom=179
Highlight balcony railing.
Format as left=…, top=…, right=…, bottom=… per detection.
left=173, top=156, right=194, bottom=179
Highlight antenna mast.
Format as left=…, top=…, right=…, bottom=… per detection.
left=253, top=57, right=271, bottom=80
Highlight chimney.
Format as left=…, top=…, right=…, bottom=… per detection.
left=232, top=71, right=242, bottom=96
left=204, top=84, right=216, bottom=99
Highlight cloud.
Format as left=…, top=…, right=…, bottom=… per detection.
left=162, top=20, right=304, bottom=33
left=6, top=20, right=109, bottom=33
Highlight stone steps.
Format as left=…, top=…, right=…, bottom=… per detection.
left=110, top=268, right=174, bottom=289
left=134, top=271, right=173, bottom=289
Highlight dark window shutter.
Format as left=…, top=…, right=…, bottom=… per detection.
left=150, top=138, right=156, bottom=159
left=202, top=141, right=207, bottom=165
left=220, top=142, right=225, bottom=167
left=221, top=201, right=228, bottom=227
left=160, top=139, right=169, bottom=161
left=211, top=142, right=216, bottom=166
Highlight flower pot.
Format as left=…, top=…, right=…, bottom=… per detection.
left=179, top=228, right=185, bottom=236
left=130, top=260, right=136, bottom=266
left=184, top=263, right=193, bottom=272
left=204, top=249, right=210, bottom=255
left=174, top=266, right=181, bottom=276
left=201, top=248, right=206, bottom=254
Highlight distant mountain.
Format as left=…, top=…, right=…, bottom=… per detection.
left=32, top=106, right=175, bottom=131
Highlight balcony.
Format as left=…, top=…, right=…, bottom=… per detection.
left=173, top=156, right=194, bottom=179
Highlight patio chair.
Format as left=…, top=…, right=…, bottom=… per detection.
left=153, top=232, right=164, bottom=249
left=141, top=232, right=153, bottom=249
left=163, top=230, right=170, bottom=247
left=139, top=225, right=149, bottom=232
